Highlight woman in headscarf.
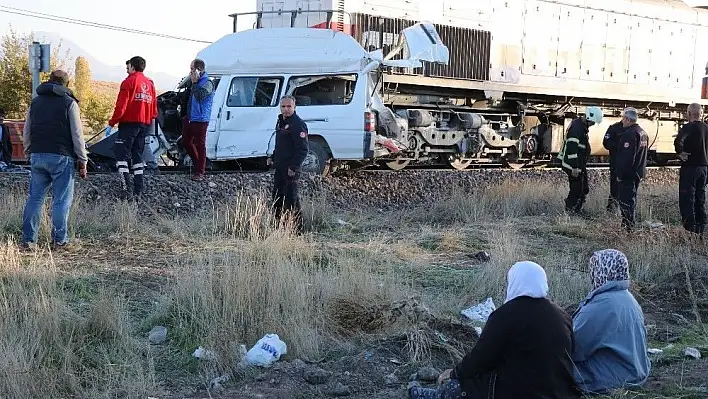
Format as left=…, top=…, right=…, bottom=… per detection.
left=408, top=261, right=581, bottom=399
left=571, top=249, right=650, bottom=394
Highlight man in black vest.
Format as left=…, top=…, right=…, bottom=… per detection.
left=21, top=70, right=88, bottom=251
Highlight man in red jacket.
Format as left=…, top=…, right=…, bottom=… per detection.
left=108, top=56, right=157, bottom=201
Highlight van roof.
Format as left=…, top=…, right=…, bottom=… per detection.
left=196, top=28, right=370, bottom=76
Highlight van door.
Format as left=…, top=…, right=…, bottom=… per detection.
left=284, top=73, right=365, bottom=161
left=214, top=75, right=284, bottom=160
left=205, top=76, right=225, bottom=160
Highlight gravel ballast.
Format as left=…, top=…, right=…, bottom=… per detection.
left=0, top=168, right=679, bottom=216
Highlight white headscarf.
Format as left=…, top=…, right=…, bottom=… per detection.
left=505, top=261, right=549, bottom=303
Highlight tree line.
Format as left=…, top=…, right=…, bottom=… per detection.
left=0, top=28, right=115, bottom=137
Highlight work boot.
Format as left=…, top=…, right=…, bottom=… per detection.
left=50, top=241, right=80, bottom=252
left=19, top=242, right=39, bottom=252
left=120, top=189, right=133, bottom=202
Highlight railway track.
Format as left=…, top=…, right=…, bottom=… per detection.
left=6, top=162, right=681, bottom=176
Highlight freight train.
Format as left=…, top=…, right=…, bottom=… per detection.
left=221, top=0, right=708, bottom=171
left=6, top=0, right=708, bottom=174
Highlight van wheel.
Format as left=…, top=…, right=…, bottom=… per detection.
left=301, top=140, right=331, bottom=176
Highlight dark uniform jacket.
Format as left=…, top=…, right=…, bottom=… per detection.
left=450, top=296, right=581, bottom=399
left=615, top=124, right=649, bottom=181
left=602, top=122, right=624, bottom=169
left=674, top=120, right=708, bottom=166
left=273, top=112, right=309, bottom=172
left=559, top=117, right=591, bottom=172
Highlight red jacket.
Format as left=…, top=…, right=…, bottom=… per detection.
left=108, top=71, right=158, bottom=126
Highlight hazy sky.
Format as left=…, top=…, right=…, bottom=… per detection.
left=0, top=0, right=257, bottom=77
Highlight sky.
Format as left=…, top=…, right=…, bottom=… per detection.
left=0, top=0, right=257, bottom=77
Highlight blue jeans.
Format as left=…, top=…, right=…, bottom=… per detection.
left=22, top=153, right=76, bottom=244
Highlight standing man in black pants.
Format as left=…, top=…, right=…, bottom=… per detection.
left=603, top=121, right=625, bottom=213
left=674, top=103, right=708, bottom=238
left=107, top=56, right=157, bottom=202
left=267, top=96, right=309, bottom=232
left=614, top=108, right=648, bottom=231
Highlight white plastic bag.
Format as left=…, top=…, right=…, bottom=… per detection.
left=461, top=297, right=497, bottom=324
left=244, top=334, right=288, bottom=367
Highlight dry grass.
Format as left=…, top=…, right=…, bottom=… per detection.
left=0, top=175, right=706, bottom=397
left=0, top=244, right=156, bottom=398
left=153, top=228, right=405, bottom=365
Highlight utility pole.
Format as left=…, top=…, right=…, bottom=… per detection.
left=28, top=42, right=51, bottom=98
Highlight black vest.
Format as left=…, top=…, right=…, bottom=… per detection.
left=28, top=82, right=77, bottom=158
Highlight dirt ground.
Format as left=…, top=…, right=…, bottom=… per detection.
left=4, top=173, right=707, bottom=399
left=172, top=274, right=708, bottom=399
left=44, top=233, right=708, bottom=399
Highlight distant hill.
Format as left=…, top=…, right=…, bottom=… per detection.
left=33, top=31, right=182, bottom=92
left=91, top=80, right=166, bottom=100
left=92, top=81, right=120, bottom=100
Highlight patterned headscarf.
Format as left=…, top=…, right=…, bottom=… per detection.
left=589, top=249, right=630, bottom=290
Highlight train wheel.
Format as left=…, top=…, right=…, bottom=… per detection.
left=447, top=155, right=474, bottom=170
left=384, top=159, right=411, bottom=171
left=507, top=162, right=525, bottom=170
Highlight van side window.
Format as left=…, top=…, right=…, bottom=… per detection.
left=286, top=74, right=357, bottom=106
left=226, top=77, right=283, bottom=107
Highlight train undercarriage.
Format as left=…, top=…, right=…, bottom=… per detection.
left=366, top=79, right=687, bottom=173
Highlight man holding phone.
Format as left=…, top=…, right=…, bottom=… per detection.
left=181, top=58, right=215, bottom=181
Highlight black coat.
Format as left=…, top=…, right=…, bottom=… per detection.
left=272, top=112, right=309, bottom=172
left=451, top=296, right=581, bottom=399
left=615, top=124, right=649, bottom=181
left=560, top=117, right=591, bottom=171
left=674, top=120, right=708, bottom=167
left=0, top=123, right=11, bottom=164
left=603, top=122, right=625, bottom=168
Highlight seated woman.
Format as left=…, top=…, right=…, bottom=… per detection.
left=408, top=261, right=581, bottom=399
left=571, top=249, right=650, bottom=394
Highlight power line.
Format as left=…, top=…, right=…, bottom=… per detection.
left=0, top=6, right=213, bottom=43
left=0, top=6, right=213, bottom=44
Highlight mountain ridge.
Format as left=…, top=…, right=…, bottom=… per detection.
left=33, top=31, right=182, bottom=91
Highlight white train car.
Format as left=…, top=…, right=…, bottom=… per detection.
left=252, top=0, right=708, bottom=106
left=228, top=0, right=708, bottom=167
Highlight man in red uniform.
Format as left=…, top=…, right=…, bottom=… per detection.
left=108, top=56, right=158, bottom=201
